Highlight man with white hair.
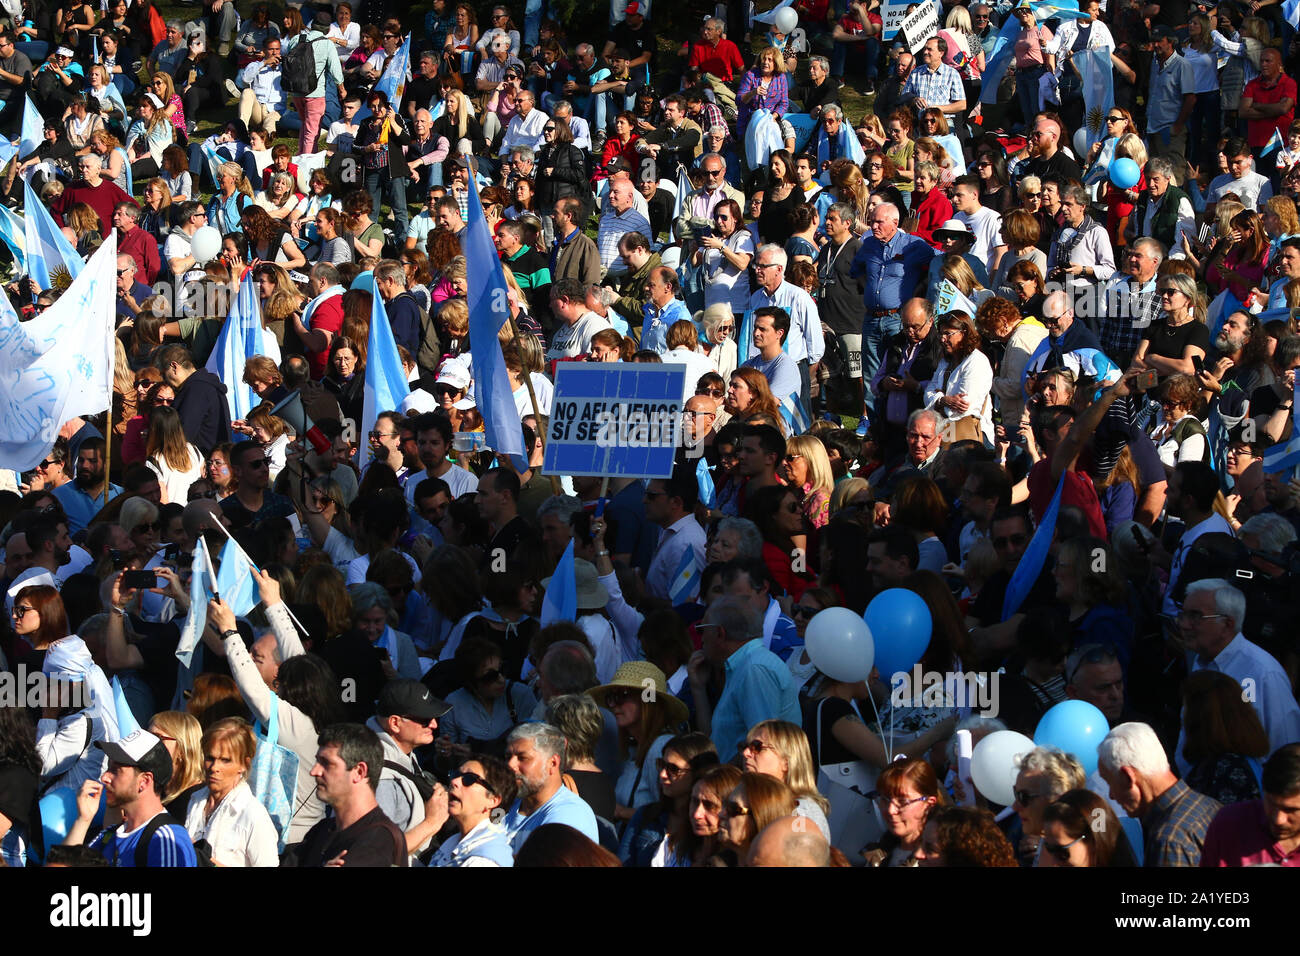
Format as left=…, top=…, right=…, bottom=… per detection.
left=549, top=100, right=591, bottom=151
left=597, top=178, right=652, bottom=273
left=849, top=203, right=934, bottom=430
left=1175, top=579, right=1300, bottom=773
left=748, top=244, right=825, bottom=420
left=1098, top=721, right=1222, bottom=867
left=498, top=89, right=549, bottom=158
left=503, top=722, right=599, bottom=852
left=115, top=254, right=154, bottom=322
left=1046, top=181, right=1116, bottom=303
left=52, top=152, right=135, bottom=237
left=686, top=152, right=743, bottom=221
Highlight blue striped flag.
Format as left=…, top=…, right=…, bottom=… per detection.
left=205, top=278, right=266, bottom=421
left=216, top=534, right=258, bottom=617
left=540, top=540, right=577, bottom=626
left=18, top=95, right=42, bottom=161
left=176, top=536, right=215, bottom=667
left=1003, top=472, right=1065, bottom=620
left=0, top=203, right=25, bottom=274
left=464, top=171, right=527, bottom=470
left=779, top=390, right=811, bottom=435
left=980, top=14, right=1023, bottom=105
left=110, top=676, right=141, bottom=736
left=1263, top=434, right=1300, bottom=473
left=1078, top=48, right=1114, bottom=151
left=935, top=280, right=977, bottom=317
left=1285, top=0, right=1300, bottom=29
left=23, top=176, right=82, bottom=290
left=359, top=286, right=410, bottom=465
left=357, top=33, right=411, bottom=121
left=1262, top=128, right=1286, bottom=157
left=668, top=546, right=702, bottom=606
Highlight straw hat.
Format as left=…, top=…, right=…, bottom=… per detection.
left=588, top=661, right=689, bottom=726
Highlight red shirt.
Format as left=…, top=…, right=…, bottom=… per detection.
left=306, top=294, right=344, bottom=380
left=689, top=38, right=744, bottom=82
left=1026, top=459, right=1108, bottom=540
left=1243, top=73, right=1298, bottom=149
left=52, top=179, right=136, bottom=237
left=912, top=188, right=954, bottom=249
left=837, top=11, right=881, bottom=38
left=119, top=225, right=162, bottom=285
left=1201, top=799, right=1300, bottom=867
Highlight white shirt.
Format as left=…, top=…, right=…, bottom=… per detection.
left=664, top=346, right=717, bottom=402
left=403, top=463, right=479, bottom=504
left=498, top=107, right=550, bottom=157
left=924, top=348, right=995, bottom=443
left=183, top=781, right=280, bottom=867
left=1163, top=513, right=1235, bottom=616
left=513, top=372, right=554, bottom=418
left=546, top=311, right=615, bottom=361
left=956, top=207, right=1004, bottom=275
left=327, top=21, right=361, bottom=55
left=1207, top=169, right=1273, bottom=212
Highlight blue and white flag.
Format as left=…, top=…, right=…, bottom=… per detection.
left=0, top=233, right=115, bottom=472
left=216, top=534, right=258, bottom=617
left=980, top=13, right=1023, bottom=105
left=1029, top=0, right=1092, bottom=20
left=205, top=277, right=266, bottom=422
left=357, top=33, right=411, bottom=121
left=1078, top=48, right=1114, bottom=152
left=673, top=160, right=692, bottom=223
left=1262, top=128, right=1286, bottom=158
left=935, top=279, right=977, bottom=317
left=18, top=95, right=42, bottom=162
left=1285, top=0, right=1300, bottom=30
left=360, top=284, right=410, bottom=466
left=1263, top=433, right=1300, bottom=474
left=110, top=676, right=142, bottom=737
left=696, top=455, right=716, bottom=509
left=175, top=536, right=215, bottom=667
left=464, top=172, right=527, bottom=471
left=1003, top=472, right=1064, bottom=619
left=667, top=546, right=702, bottom=606
left=752, top=0, right=795, bottom=23
left=23, top=176, right=82, bottom=290
left=779, top=390, right=811, bottom=435
left=0, top=203, right=25, bottom=273
left=744, top=108, right=785, bottom=171
left=540, top=540, right=577, bottom=627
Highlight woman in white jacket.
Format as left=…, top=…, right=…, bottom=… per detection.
left=184, top=717, right=279, bottom=866
left=923, top=311, right=994, bottom=446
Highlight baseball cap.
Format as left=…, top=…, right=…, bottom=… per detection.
left=436, top=361, right=471, bottom=392
left=97, top=729, right=174, bottom=792
left=625, top=1, right=643, bottom=16
left=1150, top=25, right=1177, bottom=41
left=376, top=678, right=451, bottom=722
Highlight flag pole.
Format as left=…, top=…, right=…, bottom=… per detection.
left=103, top=316, right=114, bottom=493
left=508, top=314, right=560, bottom=494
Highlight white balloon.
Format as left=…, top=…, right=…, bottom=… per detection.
left=1072, top=126, right=1088, bottom=161
left=774, top=6, right=799, bottom=34
left=804, top=607, right=874, bottom=683
left=189, top=225, right=222, bottom=266
left=969, top=730, right=1035, bottom=807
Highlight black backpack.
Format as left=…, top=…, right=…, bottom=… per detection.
left=282, top=35, right=326, bottom=98
left=103, top=812, right=187, bottom=867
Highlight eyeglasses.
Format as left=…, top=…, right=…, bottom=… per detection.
left=543, top=126, right=556, bottom=133
left=1176, top=609, right=1225, bottom=625
left=754, top=262, right=779, bottom=270
left=1023, top=191, right=1041, bottom=199
left=704, top=168, right=724, bottom=177
left=116, top=268, right=134, bottom=276
left=868, top=162, right=884, bottom=169
left=1042, top=312, right=1068, bottom=324
left=1105, top=115, right=1125, bottom=123
left=1041, top=833, right=1087, bottom=862
left=790, top=604, right=820, bottom=619
left=876, top=793, right=929, bottom=811
left=722, top=800, right=751, bottom=817
left=741, top=738, right=776, bottom=755
left=133, top=521, right=161, bottom=534
left=782, top=453, right=803, bottom=462
left=993, top=533, right=1029, bottom=549
left=696, top=387, right=725, bottom=397
left=477, top=667, right=505, bottom=685
left=655, top=758, right=690, bottom=780
left=1013, top=788, right=1043, bottom=806
left=939, top=328, right=962, bottom=338
left=683, top=409, right=717, bottom=419
left=450, top=770, right=497, bottom=795
left=152, top=732, right=177, bottom=743
left=11, top=605, right=35, bottom=618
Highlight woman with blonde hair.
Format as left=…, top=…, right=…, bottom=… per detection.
left=145, top=406, right=204, bottom=504
left=1134, top=272, right=1209, bottom=382
left=828, top=476, right=871, bottom=516
left=914, top=136, right=956, bottom=191
left=741, top=720, right=831, bottom=840
left=941, top=254, right=993, bottom=308
left=826, top=158, right=869, bottom=224
left=125, top=93, right=175, bottom=180
left=183, top=717, right=279, bottom=866
left=1106, top=133, right=1148, bottom=250
left=147, top=710, right=206, bottom=819
left=1011, top=747, right=1087, bottom=863
left=696, top=303, right=738, bottom=379
left=63, top=203, right=101, bottom=257
left=737, top=45, right=789, bottom=135
left=780, top=434, right=834, bottom=529
left=89, top=129, right=130, bottom=193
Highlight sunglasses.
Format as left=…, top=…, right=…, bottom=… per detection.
left=1041, top=833, right=1086, bottom=862
left=477, top=668, right=505, bottom=685
left=11, top=605, right=35, bottom=617
left=1105, top=115, right=1125, bottom=123
left=133, top=521, right=161, bottom=535
left=37, top=458, right=57, bottom=469
left=1159, top=288, right=1180, bottom=296
left=605, top=688, right=639, bottom=708
left=450, top=770, right=496, bottom=795
left=741, top=739, right=775, bottom=755
left=696, top=387, right=725, bottom=397
left=655, top=758, right=690, bottom=779
left=790, top=604, right=821, bottom=619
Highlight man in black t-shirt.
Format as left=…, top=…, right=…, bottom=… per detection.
left=295, top=724, right=409, bottom=867
left=604, top=2, right=654, bottom=83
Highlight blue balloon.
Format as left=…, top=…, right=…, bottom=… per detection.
left=1109, top=157, right=1140, bottom=190
left=37, top=785, right=106, bottom=863
left=864, top=589, right=932, bottom=680
left=1034, top=700, right=1109, bottom=776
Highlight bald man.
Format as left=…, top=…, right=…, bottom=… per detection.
left=747, top=816, right=831, bottom=867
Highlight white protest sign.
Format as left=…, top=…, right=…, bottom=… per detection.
left=881, top=0, right=911, bottom=39
left=901, top=0, right=938, bottom=54
left=543, top=363, right=687, bottom=479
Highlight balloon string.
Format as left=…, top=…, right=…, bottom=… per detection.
left=866, top=687, right=892, bottom=764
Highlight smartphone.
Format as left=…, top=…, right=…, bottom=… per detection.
left=109, top=549, right=127, bottom=570
left=1192, top=354, right=1205, bottom=375
left=1136, top=368, right=1158, bottom=390
left=122, top=569, right=158, bottom=590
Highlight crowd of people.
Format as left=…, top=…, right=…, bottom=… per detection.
left=0, top=0, right=1299, bottom=870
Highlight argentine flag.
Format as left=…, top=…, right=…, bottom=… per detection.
left=1078, top=48, right=1114, bottom=152
left=216, top=534, right=259, bottom=617
left=23, top=176, right=82, bottom=290
left=1285, top=0, right=1300, bottom=30
left=779, top=390, right=811, bottom=435
left=1003, top=472, right=1064, bottom=619
left=205, top=277, right=266, bottom=421
left=668, top=547, right=702, bottom=606
left=1262, top=128, right=1286, bottom=158
left=540, top=540, right=577, bottom=627
left=175, top=536, right=216, bottom=667
left=696, top=456, right=716, bottom=509
left=0, top=203, right=25, bottom=274
left=935, top=280, right=977, bottom=318
left=359, top=286, right=410, bottom=466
